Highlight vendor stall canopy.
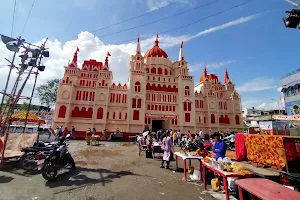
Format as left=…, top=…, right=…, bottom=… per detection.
left=4, top=112, right=46, bottom=124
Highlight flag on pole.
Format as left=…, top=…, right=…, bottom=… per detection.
left=107, top=52, right=111, bottom=57
left=181, top=40, right=184, bottom=48
left=76, top=47, right=80, bottom=52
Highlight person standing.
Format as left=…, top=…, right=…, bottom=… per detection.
left=58, top=126, right=63, bottom=137
left=160, top=132, right=174, bottom=169
left=177, top=130, right=181, bottom=146
left=173, top=130, right=177, bottom=146
left=199, top=129, right=204, bottom=141
left=71, top=126, right=76, bottom=139
left=86, top=128, right=92, bottom=145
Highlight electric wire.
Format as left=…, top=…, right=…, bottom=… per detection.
left=11, top=0, right=17, bottom=37
left=90, top=0, right=185, bottom=33
left=95, top=0, right=222, bottom=39
left=20, top=0, right=36, bottom=37
left=77, top=0, right=255, bottom=47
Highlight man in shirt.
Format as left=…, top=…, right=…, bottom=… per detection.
left=199, top=129, right=204, bottom=141
left=212, top=132, right=227, bottom=160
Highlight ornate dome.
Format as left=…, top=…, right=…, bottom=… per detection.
left=144, top=36, right=168, bottom=58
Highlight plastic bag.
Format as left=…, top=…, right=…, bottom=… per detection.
left=189, top=170, right=201, bottom=181
left=227, top=177, right=238, bottom=191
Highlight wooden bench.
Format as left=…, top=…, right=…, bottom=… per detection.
left=236, top=178, right=300, bottom=200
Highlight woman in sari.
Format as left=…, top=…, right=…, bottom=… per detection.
left=161, top=132, right=174, bottom=169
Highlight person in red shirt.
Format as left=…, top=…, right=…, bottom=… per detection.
left=187, top=131, right=192, bottom=138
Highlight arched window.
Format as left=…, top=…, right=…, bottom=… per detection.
left=185, top=86, right=190, bottom=96
left=158, top=67, right=162, bottom=74
left=87, top=108, right=93, bottom=118
left=97, top=107, right=103, bottom=119
left=211, top=114, right=215, bottom=124
left=151, top=67, right=156, bottom=74
left=58, top=105, right=66, bottom=118
left=235, top=115, right=240, bottom=125
left=164, top=68, right=168, bottom=75
left=146, top=68, right=149, bottom=73
left=135, top=81, right=141, bottom=92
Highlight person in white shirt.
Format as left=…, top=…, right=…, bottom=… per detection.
left=199, top=129, right=204, bottom=140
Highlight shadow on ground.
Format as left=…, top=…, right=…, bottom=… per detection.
left=0, top=175, right=14, bottom=183
left=45, top=166, right=148, bottom=194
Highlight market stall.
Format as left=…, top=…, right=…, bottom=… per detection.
left=174, top=151, right=203, bottom=181
left=7, top=112, right=46, bottom=124
left=245, top=134, right=295, bottom=169
left=202, top=157, right=254, bottom=200
left=236, top=178, right=300, bottom=200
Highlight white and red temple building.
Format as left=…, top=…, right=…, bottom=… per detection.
left=52, top=35, right=243, bottom=139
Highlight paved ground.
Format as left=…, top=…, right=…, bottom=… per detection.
left=0, top=141, right=223, bottom=200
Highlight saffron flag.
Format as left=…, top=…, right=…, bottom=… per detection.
left=76, top=47, right=80, bottom=52
left=181, top=40, right=184, bottom=48
left=107, top=52, right=111, bottom=57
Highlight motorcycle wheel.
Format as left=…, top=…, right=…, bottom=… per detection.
left=20, top=154, right=37, bottom=171
left=42, top=160, right=58, bottom=181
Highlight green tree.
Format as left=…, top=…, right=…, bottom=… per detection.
left=36, top=79, right=60, bottom=108
left=19, top=101, right=30, bottom=111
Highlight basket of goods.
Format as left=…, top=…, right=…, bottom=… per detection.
left=232, top=163, right=243, bottom=173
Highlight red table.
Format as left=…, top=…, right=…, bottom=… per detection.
left=236, top=178, right=300, bottom=200
left=174, top=152, right=203, bottom=181
left=202, top=161, right=254, bottom=200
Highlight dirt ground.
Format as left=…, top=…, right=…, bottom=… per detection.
left=0, top=141, right=218, bottom=200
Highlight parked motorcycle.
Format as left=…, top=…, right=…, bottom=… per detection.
left=280, top=171, right=300, bottom=191
left=36, top=134, right=75, bottom=181
left=19, top=141, right=58, bottom=171
left=224, top=138, right=235, bottom=151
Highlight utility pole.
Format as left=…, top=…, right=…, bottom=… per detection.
left=0, top=34, right=49, bottom=166
left=283, top=0, right=300, bottom=28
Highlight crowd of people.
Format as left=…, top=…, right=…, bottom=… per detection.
left=137, top=129, right=237, bottom=169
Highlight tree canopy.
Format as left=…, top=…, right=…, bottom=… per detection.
left=36, top=79, right=60, bottom=108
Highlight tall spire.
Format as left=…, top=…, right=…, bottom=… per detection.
left=204, top=64, right=208, bottom=77
left=68, top=47, right=79, bottom=68
left=154, top=34, right=159, bottom=46
left=103, top=51, right=111, bottom=70
left=224, top=68, right=232, bottom=84
left=178, top=40, right=184, bottom=61
left=136, top=34, right=141, bottom=55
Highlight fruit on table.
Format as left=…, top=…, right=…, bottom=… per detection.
left=203, top=157, right=210, bottom=163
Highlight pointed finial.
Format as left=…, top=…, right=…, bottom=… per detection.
left=137, top=34, right=140, bottom=42
left=181, top=40, right=184, bottom=48
left=156, top=34, right=159, bottom=40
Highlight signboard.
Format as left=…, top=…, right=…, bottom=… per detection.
left=259, top=121, right=273, bottom=130
left=274, top=115, right=300, bottom=121
left=145, top=114, right=177, bottom=119
left=285, top=100, right=300, bottom=115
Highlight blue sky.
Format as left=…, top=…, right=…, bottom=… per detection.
left=0, top=0, right=298, bottom=110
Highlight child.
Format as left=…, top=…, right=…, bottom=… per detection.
left=198, top=143, right=209, bottom=157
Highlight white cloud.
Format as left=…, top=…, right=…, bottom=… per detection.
left=236, top=78, right=278, bottom=93
left=242, top=98, right=285, bottom=111
left=0, top=13, right=261, bottom=106
left=277, top=86, right=282, bottom=92
left=142, top=0, right=191, bottom=11
left=189, top=60, right=234, bottom=72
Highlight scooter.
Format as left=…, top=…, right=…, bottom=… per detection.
left=36, top=134, right=75, bottom=181
left=19, top=141, right=58, bottom=171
